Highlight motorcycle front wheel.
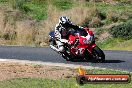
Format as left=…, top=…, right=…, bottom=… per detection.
left=92, top=46, right=105, bottom=63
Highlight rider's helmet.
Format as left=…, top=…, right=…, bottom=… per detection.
left=59, top=16, right=72, bottom=36
left=59, top=16, right=71, bottom=27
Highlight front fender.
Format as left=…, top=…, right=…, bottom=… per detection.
left=92, top=44, right=96, bottom=48
left=87, top=43, right=97, bottom=53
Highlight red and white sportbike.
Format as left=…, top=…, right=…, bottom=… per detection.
left=49, top=28, right=105, bottom=62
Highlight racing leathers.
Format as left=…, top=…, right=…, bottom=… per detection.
left=54, top=23, right=94, bottom=53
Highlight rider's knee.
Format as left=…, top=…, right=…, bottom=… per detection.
left=59, top=46, right=65, bottom=52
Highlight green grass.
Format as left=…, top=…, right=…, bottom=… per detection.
left=24, top=2, right=47, bottom=21
left=51, top=0, right=74, bottom=11
left=0, top=0, right=132, bottom=47
left=1, top=0, right=132, bottom=22
left=0, top=0, right=74, bottom=21
left=85, top=2, right=132, bottom=12
left=0, top=0, right=48, bottom=21
left=97, top=38, right=132, bottom=51
left=0, top=69, right=131, bottom=88
left=85, top=2, right=132, bottom=25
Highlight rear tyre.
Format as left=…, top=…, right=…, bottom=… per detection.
left=92, top=46, right=105, bottom=63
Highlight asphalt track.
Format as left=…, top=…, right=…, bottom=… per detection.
left=0, top=46, right=132, bottom=72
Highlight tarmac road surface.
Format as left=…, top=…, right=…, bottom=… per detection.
left=0, top=46, right=132, bottom=72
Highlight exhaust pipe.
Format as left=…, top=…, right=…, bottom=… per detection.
left=50, top=45, right=60, bottom=52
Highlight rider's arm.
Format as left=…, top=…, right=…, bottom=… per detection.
left=54, top=24, right=62, bottom=40
left=68, top=23, right=83, bottom=30
left=54, top=24, right=68, bottom=43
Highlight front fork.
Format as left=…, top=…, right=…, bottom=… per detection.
left=87, top=43, right=97, bottom=54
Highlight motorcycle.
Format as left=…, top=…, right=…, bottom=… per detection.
left=49, top=28, right=105, bottom=62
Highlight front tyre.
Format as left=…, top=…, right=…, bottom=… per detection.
left=61, top=53, right=70, bottom=61
left=92, top=46, right=105, bottom=63
left=61, top=52, right=74, bottom=61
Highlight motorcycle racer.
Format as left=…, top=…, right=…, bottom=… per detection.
left=54, top=16, right=94, bottom=53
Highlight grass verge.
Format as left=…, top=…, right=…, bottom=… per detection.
left=0, top=68, right=131, bottom=88
left=97, top=38, right=132, bottom=51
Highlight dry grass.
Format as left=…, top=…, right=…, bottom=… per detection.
left=36, top=5, right=97, bottom=46
left=0, top=10, right=5, bottom=34
left=0, top=62, right=77, bottom=81
left=43, top=4, right=99, bottom=31
left=0, top=3, right=104, bottom=46
left=89, top=17, right=101, bottom=27
left=16, top=20, right=36, bottom=46
left=0, top=0, right=128, bottom=46
left=105, top=39, right=132, bottom=51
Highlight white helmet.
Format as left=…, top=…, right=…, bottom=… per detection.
left=59, top=16, right=71, bottom=25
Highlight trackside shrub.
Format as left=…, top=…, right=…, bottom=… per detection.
left=109, top=20, right=132, bottom=40
left=52, top=0, right=73, bottom=10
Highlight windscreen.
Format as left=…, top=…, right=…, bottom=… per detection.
left=74, top=29, right=88, bottom=36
